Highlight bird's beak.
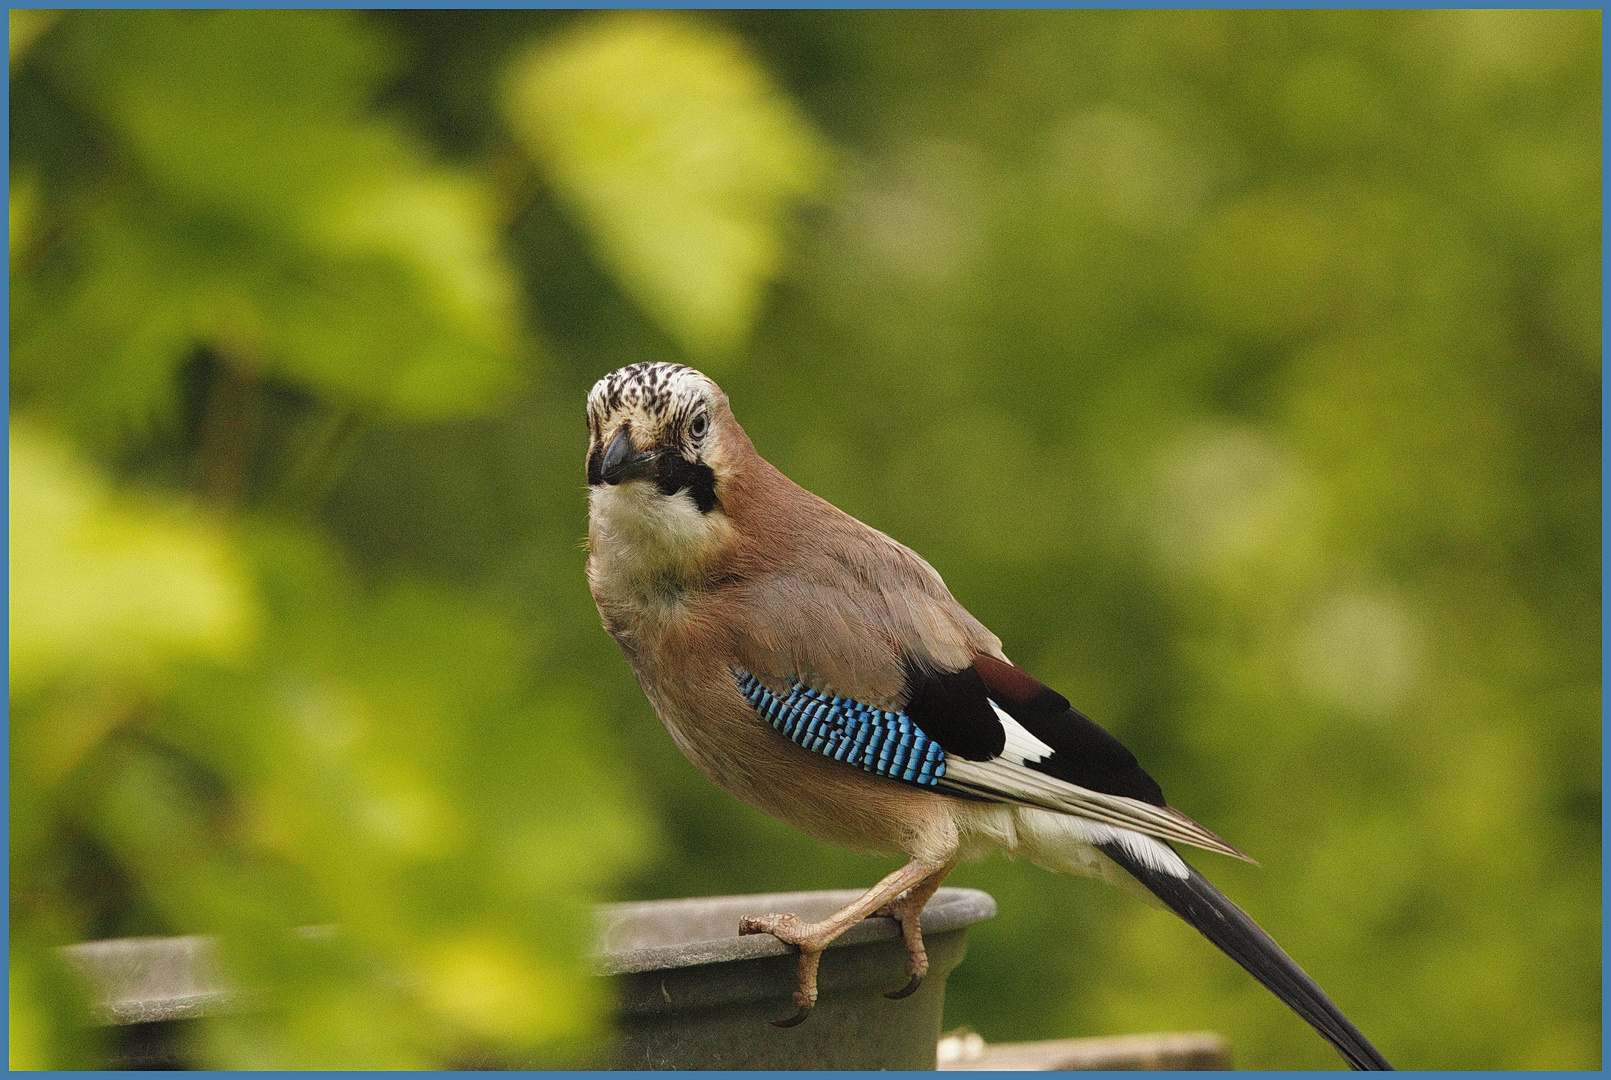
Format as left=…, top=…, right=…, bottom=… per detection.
left=597, top=425, right=658, bottom=485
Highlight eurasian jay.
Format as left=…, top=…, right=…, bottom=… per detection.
left=585, top=362, right=1392, bottom=1071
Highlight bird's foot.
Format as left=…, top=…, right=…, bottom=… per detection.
left=739, top=912, right=832, bottom=1027
left=736, top=860, right=953, bottom=1027
left=874, top=890, right=932, bottom=999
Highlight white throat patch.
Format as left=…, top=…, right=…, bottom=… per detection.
left=589, top=479, right=731, bottom=591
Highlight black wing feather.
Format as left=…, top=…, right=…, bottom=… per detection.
left=1096, top=839, right=1393, bottom=1071
left=901, top=661, right=1005, bottom=761
left=972, top=653, right=1167, bottom=806
left=903, top=656, right=1248, bottom=857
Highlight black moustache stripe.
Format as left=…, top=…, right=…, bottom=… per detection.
left=655, top=454, right=719, bottom=513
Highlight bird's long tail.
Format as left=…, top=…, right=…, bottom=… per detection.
left=1095, top=840, right=1393, bottom=1071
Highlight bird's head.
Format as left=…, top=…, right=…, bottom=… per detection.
left=585, top=361, right=734, bottom=508
left=586, top=363, right=745, bottom=578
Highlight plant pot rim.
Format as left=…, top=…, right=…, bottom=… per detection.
left=593, top=885, right=995, bottom=976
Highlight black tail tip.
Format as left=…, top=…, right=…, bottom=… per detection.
left=1095, top=839, right=1393, bottom=1071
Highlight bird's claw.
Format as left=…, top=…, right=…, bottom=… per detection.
left=771, top=1005, right=813, bottom=1028
left=875, top=892, right=935, bottom=1005
left=885, top=974, right=923, bottom=1000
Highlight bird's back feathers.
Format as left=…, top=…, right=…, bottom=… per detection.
left=717, top=448, right=1001, bottom=708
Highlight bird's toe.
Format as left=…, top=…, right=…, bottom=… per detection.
left=739, top=912, right=807, bottom=942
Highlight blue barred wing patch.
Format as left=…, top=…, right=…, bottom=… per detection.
left=734, top=669, right=947, bottom=786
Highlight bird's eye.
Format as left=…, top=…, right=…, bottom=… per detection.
left=689, top=413, right=709, bottom=440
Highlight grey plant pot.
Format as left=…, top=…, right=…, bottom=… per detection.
left=594, top=886, right=996, bottom=1071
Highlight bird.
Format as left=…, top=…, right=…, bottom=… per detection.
left=584, top=361, right=1392, bottom=1071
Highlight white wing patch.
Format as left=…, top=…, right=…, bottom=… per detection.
left=940, top=697, right=1253, bottom=864
left=992, top=701, right=1054, bottom=764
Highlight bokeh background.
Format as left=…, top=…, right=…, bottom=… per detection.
left=9, top=9, right=1599, bottom=1070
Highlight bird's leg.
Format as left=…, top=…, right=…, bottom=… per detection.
left=873, top=859, right=955, bottom=999
left=739, top=858, right=945, bottom=1027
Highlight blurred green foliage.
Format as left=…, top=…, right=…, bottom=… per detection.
left=502, top=12, right=829, bottom=362
left=9, top=9, right=1599, bottom=1070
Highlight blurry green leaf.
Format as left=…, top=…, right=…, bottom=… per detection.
left=503, top=12, right=830, bottom=360
left=8, top=962, right=49, bottom=1070
left=10, top=175, right=39, bottom=272
left=51, top=11, right=397, bottom=226
left=9, top=195, right=205, bottom=444
left=15, top=11, right=529, bottom=437
left=418, top=933, right=590, bottom=1045
left=6, top=947, right=104, bottom=1071
left=9, top=9, right=58, bottom=72
left=8, top=422, right=258, bottom=698
left=278, top=170, right=522, bottom=418
left=113, top=522, right=654, bottom=1067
